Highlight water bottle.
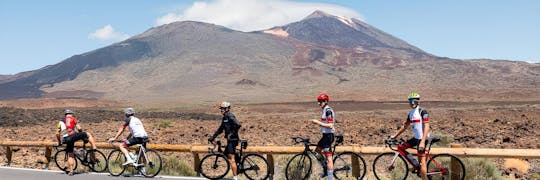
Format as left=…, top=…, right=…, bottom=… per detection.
left=406, top=153, right=420, bottom=167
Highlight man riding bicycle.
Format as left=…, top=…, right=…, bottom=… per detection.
left=310, top=93, right=335, bottom=180
left=108, top=108, right=149, bottom=166
left=390, top=92, right=430, bottom=180
left=208, top=101, right=242, bottom=180
left=55, top=109, right=98, bottom=176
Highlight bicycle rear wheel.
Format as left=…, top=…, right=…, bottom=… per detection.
left=427, top=153, right=465, bottom=180
left=372, top=152, right=408, bottom=180
left=241, top=153, right=270, bottom=180
left=54, top=149, right=78, bottom=173
left=333, top=151, right=366, bottom=180
left=107, top=149, right=126, bottom=176
left=87, top=149, right=107, bottom=172
left=199, top=153, right=230, bottom=180
left=285, top=153, right=312, bottom=180
left=139, top=149, right=163, bottom=178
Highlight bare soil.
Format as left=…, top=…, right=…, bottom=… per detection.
left=1, top=99, right=539, bottom=178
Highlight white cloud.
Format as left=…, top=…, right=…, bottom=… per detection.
left=155, top=0, right=363, bottom=32
left=88, top=25, right=130, bottom=41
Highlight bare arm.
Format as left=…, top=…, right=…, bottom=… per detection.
left=419, top=123, right=430, bottom=148
left=56, top=129, right=62, bottom=145
left=392, top=123, right=409, bottom=138
left=76, top=124, right=83, bottom=132
left=310, top=119, right=333, bottom=128
left=112, top=126, right=126, bottom=140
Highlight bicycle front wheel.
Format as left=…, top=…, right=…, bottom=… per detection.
left=54, top=149, right=78, bottom=172
left=87, top=149, right=107, bottom=172
left=333, top=151, right=366, bottom=180
left=241, top=153, right=270, bottom=180
left=140, top=149, right=163, bottom=178
left=199, top=153, right=230, bottom=180
left=107, top=149, right=126, bottom=176
left=372, top=152, right=408, bottom=180
left=427, top=153, right=465, bottom=180
left=285, top=153, right=312, bottom=180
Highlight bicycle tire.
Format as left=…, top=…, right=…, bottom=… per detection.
left=241, top=153, right=270, bottom=180
left=139, top=149, right=163, bottom=178
left=54, top=149, right=78, bottom=173
left=199, top=153, right=230, bottom=180
left=86, top=149, right=107, bottom=172
left=427, top=153, right=465, bottom=180
left=333, top=151, right=367, bottom=180
left=107, top=149, right=126, bottom=176
left=285, top=153, right=312, bottom=180
left=372, top=152, right=408, bottom=180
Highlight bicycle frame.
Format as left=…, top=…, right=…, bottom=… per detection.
left=385, top=138, right=448, bottom=176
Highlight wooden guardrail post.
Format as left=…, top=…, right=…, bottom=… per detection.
left=351, top=153, right=360, bottom=178
left=6, top=146, right=12, bottom=166
left=44, top=146, right=52, bottom=170
left=266, top=153, right=274, bottom=179
left=193, top=152, right=201, bottom=176
left=450, top=143, right=464, bottom=180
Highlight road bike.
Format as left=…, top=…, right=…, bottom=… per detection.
left=107, top=139, right=163, bottom=177
left=198, top=140, right=270, bottom=180
left=285, top=134, right=367, bottom=180
left=372, top=136, right=466, bottom=180
left=53, top=141, right=107, bottom=173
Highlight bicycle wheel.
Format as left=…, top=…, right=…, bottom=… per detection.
left=199, top=153, right=230, bottom=180
left=139, top=149, right=163, bottom=178
left=86, top=149, right=107, bottom=172
left=107, top=149, right=126, bottom=176
left=54, top=149, right=78, bottom=172
left=285, top=153, right=312, bottom=180
left=427, top=153, right=465, bottom=180
left=373, top=152, right=408, bottom=180
left=333, top=151, right=367, bottom=180
left=241, top=153, right=270, bottom=180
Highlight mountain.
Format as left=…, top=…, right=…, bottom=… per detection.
left=0, top=11, right=539, bottom=104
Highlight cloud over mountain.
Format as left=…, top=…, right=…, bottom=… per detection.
left=88, top=25, right=130, bottom=41
left=155, top=0, right=363, bottom=32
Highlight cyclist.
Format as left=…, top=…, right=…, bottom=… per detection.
left=208, top=101, right=242, bottom=180
left=310, top=93, right=335, bottom=180
left=390, top=92, right=430, bottom=180
left=55, top=109, right=98, bottom=176
left=108, top=108, right=149, bottom=166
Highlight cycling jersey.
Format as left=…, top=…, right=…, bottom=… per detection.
left=211, top=111, right=241, bottom=141
left=406, top=106, right=429, bottom=139
left=320, top=105, right=335, bottom=133
left=123, top=116, right=148, bottom=138
left=57, top=115, right=78, bottom=138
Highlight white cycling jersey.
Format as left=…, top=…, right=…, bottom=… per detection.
left=407, top=106, right=429, bottom=139
left=123, top=116, right=148, bottom=138
left=321, top=105, right=335, bottom=133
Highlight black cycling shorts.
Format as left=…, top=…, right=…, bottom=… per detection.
left=63, top=132, right=89, bottom=153
left=317, top=133, right=334, bottom=152
left=124, top=137, right=148, bottom=147
left=405, top=138, right=429, bottom=151
left=224, top=140, right=239, bottom=155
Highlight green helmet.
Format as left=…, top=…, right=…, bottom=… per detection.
left=407, top=92, right=420, bottom=99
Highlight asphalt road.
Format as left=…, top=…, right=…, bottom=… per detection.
left=0, top=166, right=207, bottom=180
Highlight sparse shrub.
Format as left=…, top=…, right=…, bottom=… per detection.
left=160, top=156, right=196, bottom=176
left=461, top=158, right=503, bottom=180
left=158, top=120, right=173, bottom=128
left=431, top=131, right=454, bottom=147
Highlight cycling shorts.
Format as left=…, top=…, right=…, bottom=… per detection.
left=224, top=140, right=239, bottom=155
left=63, top=132, right=89, bottom=153
left=124, top=137, right=148, bottom=147
left=317, top=133, right=334, bottom=154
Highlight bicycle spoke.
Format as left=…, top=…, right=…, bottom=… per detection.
left=242, top=154, right=270, bottom=180
left=285, top=153, right=312, bottom=180
left=333, top=152, right=366, bottom=180
left=87, top=150, right=107, bottom=172
left=140, top=149, right=162, bottom=177
left=199, top=154, right=230, bottom=179
left=427, top=154, right=465, bottom=180
left=373, top=152, right=408, bottom=180
left=107, top=150, right=126, bottom=176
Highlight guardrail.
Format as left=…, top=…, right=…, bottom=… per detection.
left=2, top=141, right=540, bottom=178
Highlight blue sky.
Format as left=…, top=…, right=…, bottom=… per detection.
left=1, top=0, right=539, bottom=75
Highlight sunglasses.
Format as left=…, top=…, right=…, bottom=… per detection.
left=408, top=99, right=419, bottom=105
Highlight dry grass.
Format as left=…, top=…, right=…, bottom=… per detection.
left=504, top=158, right=529, bottom=173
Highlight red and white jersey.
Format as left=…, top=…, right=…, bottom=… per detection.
left=406, top=106, right=429, bottom=139
left=320, top=105, right=335, bottom=133
left=57, top=115, right=77, bottom=138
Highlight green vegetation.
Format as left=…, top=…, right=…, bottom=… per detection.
left=160, top=156, right=197, bottom=176
left=431, top=131, right=454, bottom=147
left=158, top=120, right=173, bottom=128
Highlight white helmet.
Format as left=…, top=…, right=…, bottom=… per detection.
left=218, top=101, right=231, bottom=109
left=124, top=108, right=135, bottom=115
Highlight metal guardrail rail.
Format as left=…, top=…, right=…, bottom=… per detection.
left=2, top=141, right=540, bottom=178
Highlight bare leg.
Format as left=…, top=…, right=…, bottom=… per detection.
left=228, top=154, right=238, bottom=176
left=326, top=153, right=334, bottom=180
left=419, top=154, right=427, bottom=180
left=68, top=153, right=75, bottom=175
left=85, top=132, right=97, bottom=149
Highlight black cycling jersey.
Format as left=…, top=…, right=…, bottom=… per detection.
left=211, top=111, right=241, bottom=141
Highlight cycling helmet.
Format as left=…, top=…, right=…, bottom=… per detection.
left=64, top=109, right=74, bottom=115
left=219, top=101, right=231, bottom=109
left=317, top=93, right=329, bottom=102
left=124, top=108, right=135, bottom=115
left=407, top=92, right=420, bottom=100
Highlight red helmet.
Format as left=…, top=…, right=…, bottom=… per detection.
left=317, top=93, right=329, bottom=102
